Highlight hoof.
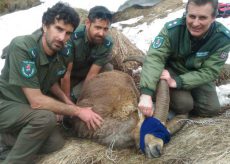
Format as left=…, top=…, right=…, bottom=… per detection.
left=144, top=134, right=164, bottom=158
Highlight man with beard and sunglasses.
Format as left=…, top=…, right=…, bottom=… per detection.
left=0, top=2, right=103, bottom=163
left=61, top=6, right=113, bottom=102
left=138, top=0, right=230, bottom=118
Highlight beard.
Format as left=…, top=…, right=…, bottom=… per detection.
left=91, top=35, right=104, bottom=45
left=45, top=34, right=64, bottom=52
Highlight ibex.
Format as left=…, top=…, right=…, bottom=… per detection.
left=64, top=70, right=187, bottom=158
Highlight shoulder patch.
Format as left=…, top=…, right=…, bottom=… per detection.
left=104, top=36, right=113, bottom=48
left=219, top=51, right=228, bottom=60
left=72, top=24, right=85, bottom=40
left=152, top=36, right=164, bottom=49
left=20, top=60, right=36, bottom=78
left=73, top=31, right=84, bottom=40
left=165, top=18, right=184, bottom=30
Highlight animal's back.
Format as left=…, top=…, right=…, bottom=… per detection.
left=73, top=71, right=140, bottom=148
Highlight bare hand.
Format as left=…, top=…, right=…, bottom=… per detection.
left=138, top=94, right=154, bottom=117
left=77, top=107, right=103, bottom=130
left=160, top=69, right=177, bottom=88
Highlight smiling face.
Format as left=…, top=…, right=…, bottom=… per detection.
left=42, top=19, right=74, bottom=55
left=186, top=2, right=215, bottom=39
left=85, top=18, right=110, bottom=45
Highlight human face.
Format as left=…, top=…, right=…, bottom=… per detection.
left=42, top=19, right=74, bottom=55
left=85, top=18, right=110, bottom=45
left=186, top=2, right=215, bottom=39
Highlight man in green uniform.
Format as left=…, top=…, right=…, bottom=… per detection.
left=0, top=2, right=103, bottom=163
left=61, top=6, right=113, bottom=101
left=138, top=0, right=230, bottom=117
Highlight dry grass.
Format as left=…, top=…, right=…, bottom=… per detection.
left=110, top=27, right=145, bottom=72
left=36, top=109, right=230, bottom=164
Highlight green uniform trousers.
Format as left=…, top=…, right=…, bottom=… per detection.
left=169, top=82, right=220, bottom=117
left=0, top=98, right=65, bottom=164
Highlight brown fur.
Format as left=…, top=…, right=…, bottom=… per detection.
left=72, top=71, right=140, bottom=148
left=69, top=71, right=186, bottom=157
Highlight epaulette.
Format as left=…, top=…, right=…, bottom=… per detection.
left=218, top=25, right=230, bottom=39
left=59, top=41, right=73, bottom=57
left=165, top=18, right=184, bottom=30
left=72, top=25, right=85, bottom=40
left=28, top=47, right=38, bottom=60
left=103, top=35, right=113, bottom=48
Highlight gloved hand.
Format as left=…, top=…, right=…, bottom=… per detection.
left=138, top=94, right=154, bottom=117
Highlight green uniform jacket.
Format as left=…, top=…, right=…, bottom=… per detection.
left=69, top=24, right=113, bottom=80
left=0, top=32, right=72, bottom=103
left=140, top=17, right=230, bottom=96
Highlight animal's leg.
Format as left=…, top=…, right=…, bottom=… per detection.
left=166, top=114, right=188, bottom=135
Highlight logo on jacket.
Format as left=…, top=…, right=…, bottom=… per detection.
left=57, top=69, right=66, bottom=76
left=220, top=51, right=228, bottom=60
left=21, top=60, right=36, bottom=78
left=196, top=51, right=209, bottom=57
left=152, top=36, right=164, bottom=49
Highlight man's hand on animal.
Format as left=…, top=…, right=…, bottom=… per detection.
left=160, top=69, right=177, bottom=88
left=76, top=107, right=104, bottom=130
left=138, top=94, right=154, bottom=117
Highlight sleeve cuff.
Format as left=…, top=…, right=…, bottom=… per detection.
left=174, top=76, right=183, bottom=89
left=140, top=87, right=155, bottom=96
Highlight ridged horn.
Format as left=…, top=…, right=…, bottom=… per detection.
left=154, top=79, right=170, bottom=125
left=123, top=55, right=145, bottom=65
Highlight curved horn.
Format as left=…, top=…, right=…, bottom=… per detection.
left=123, top=55, right=145, bottom=65
left=154, top=79, right=170, bottom=125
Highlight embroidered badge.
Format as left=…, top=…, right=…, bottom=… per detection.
left=21, top=60, right=36, bottom=78
left=220, top=51, right=228, bottom=60
left=106, top=41, right=111, bottom=47
left=57, top=69, right=66, bottom=76
left=196, top=51, right=209, bottom=57
left=152, top=36, right=164, bottom=49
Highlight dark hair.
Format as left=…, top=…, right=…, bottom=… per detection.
left=42, top=2, right=80, bottom=29
left=88, top=6, right=112, bottom=23
left=186, top=0, right=218, bottom=17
